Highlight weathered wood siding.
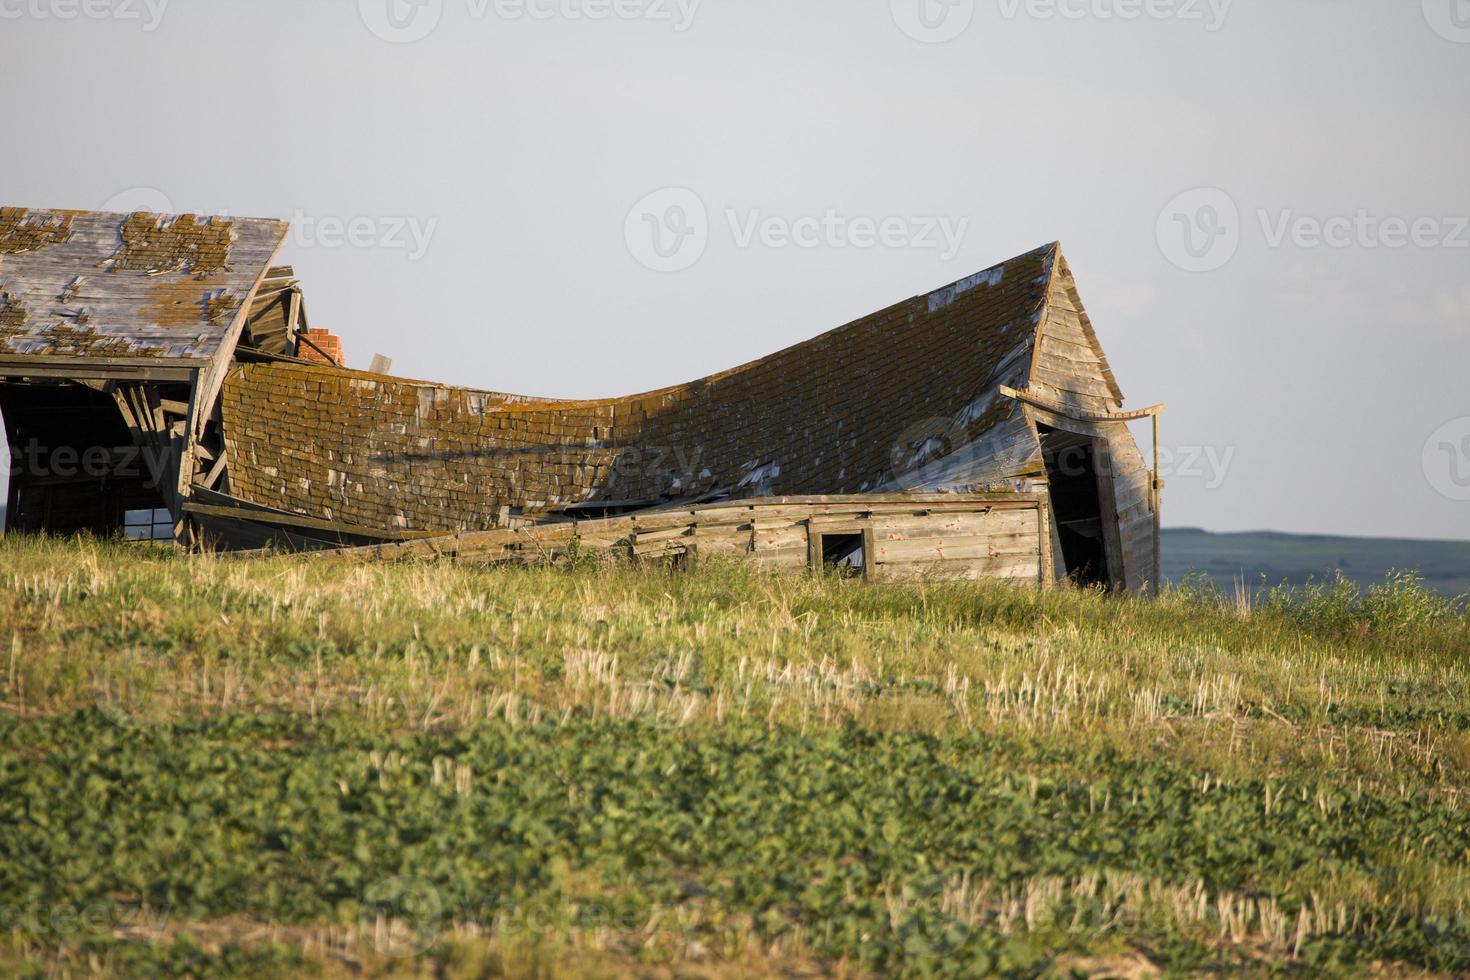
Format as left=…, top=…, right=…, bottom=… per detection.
left=312, top=494, right=1050, bottom=588
left=866, top=506, right=1044, bottom=583
left=1029, top=251, right=1158, bottom=591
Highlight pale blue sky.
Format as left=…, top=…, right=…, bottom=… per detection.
left=1, top=0, right=1467, bottom=540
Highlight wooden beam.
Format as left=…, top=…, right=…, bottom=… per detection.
left=181, top=500, right=438, bottom=542
left=999, top=385, right=1164, bottom=423
left=201, top=450, right=228, bottom=490
left=0, top=360, right=195, bottom=382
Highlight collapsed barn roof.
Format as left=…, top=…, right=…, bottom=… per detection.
left=0, top=206, right=1162, bottom=590
left=223, top=243, right=1117, bottom=522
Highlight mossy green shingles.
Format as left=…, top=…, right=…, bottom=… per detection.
left=220, top=245, right=1061, bottom=532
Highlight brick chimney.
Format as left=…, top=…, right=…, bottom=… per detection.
left=298, top=328, right=345, bottom=366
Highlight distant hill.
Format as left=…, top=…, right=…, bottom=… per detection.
left=1163, top=528, right=1470, bottom=599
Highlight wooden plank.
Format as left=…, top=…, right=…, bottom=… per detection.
left=872, top=511, right=1037, bottom=541
left=201, top=450, right=228, bottom=490
left=181, top=501, right=433, bottom=542
left=874, top=555, right=1041, bottom=583
left=632, top=525, right=695, bottom=545
left=755, top=526, right=806, bottom=551
left=747, top=546, right=808, bottom=568
left=1094, top=437, right=1127, bottom=591
left=1038, top=499, right=1053, bottom=587
left=873, top=536, right=1041, bottom=564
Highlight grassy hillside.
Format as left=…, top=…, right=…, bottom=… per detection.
left=1, top=538, right=1469, bottom=977
left=1163, top=528, right=1470, bottom=599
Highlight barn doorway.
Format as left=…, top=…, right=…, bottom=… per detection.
left=1038, top=425, right=1114, bottom=589
left=0, top=382, right=174, bottom=539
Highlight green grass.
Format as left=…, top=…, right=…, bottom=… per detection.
left=1, top=536, right=1469, bottom=977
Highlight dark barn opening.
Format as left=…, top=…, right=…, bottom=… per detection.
left=817, top=532, right=865, bottom=576
left=1038, top=425, right=1113, bottom=588
left=0, top=383, right=172, bottom=539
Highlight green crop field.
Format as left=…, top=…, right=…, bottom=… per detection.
left=2, top=538, right=1469, bottom=978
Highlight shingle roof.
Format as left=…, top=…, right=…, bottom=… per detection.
left=0, top=207, right=287, bottom=362
left=222, top=243, right=1097, bottom=533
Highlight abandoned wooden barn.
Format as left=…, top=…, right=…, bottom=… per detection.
left=0, top=206, right=1164, bottom=590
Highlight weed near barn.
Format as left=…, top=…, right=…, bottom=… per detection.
left=1, top=537, right=1468, bottom=977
